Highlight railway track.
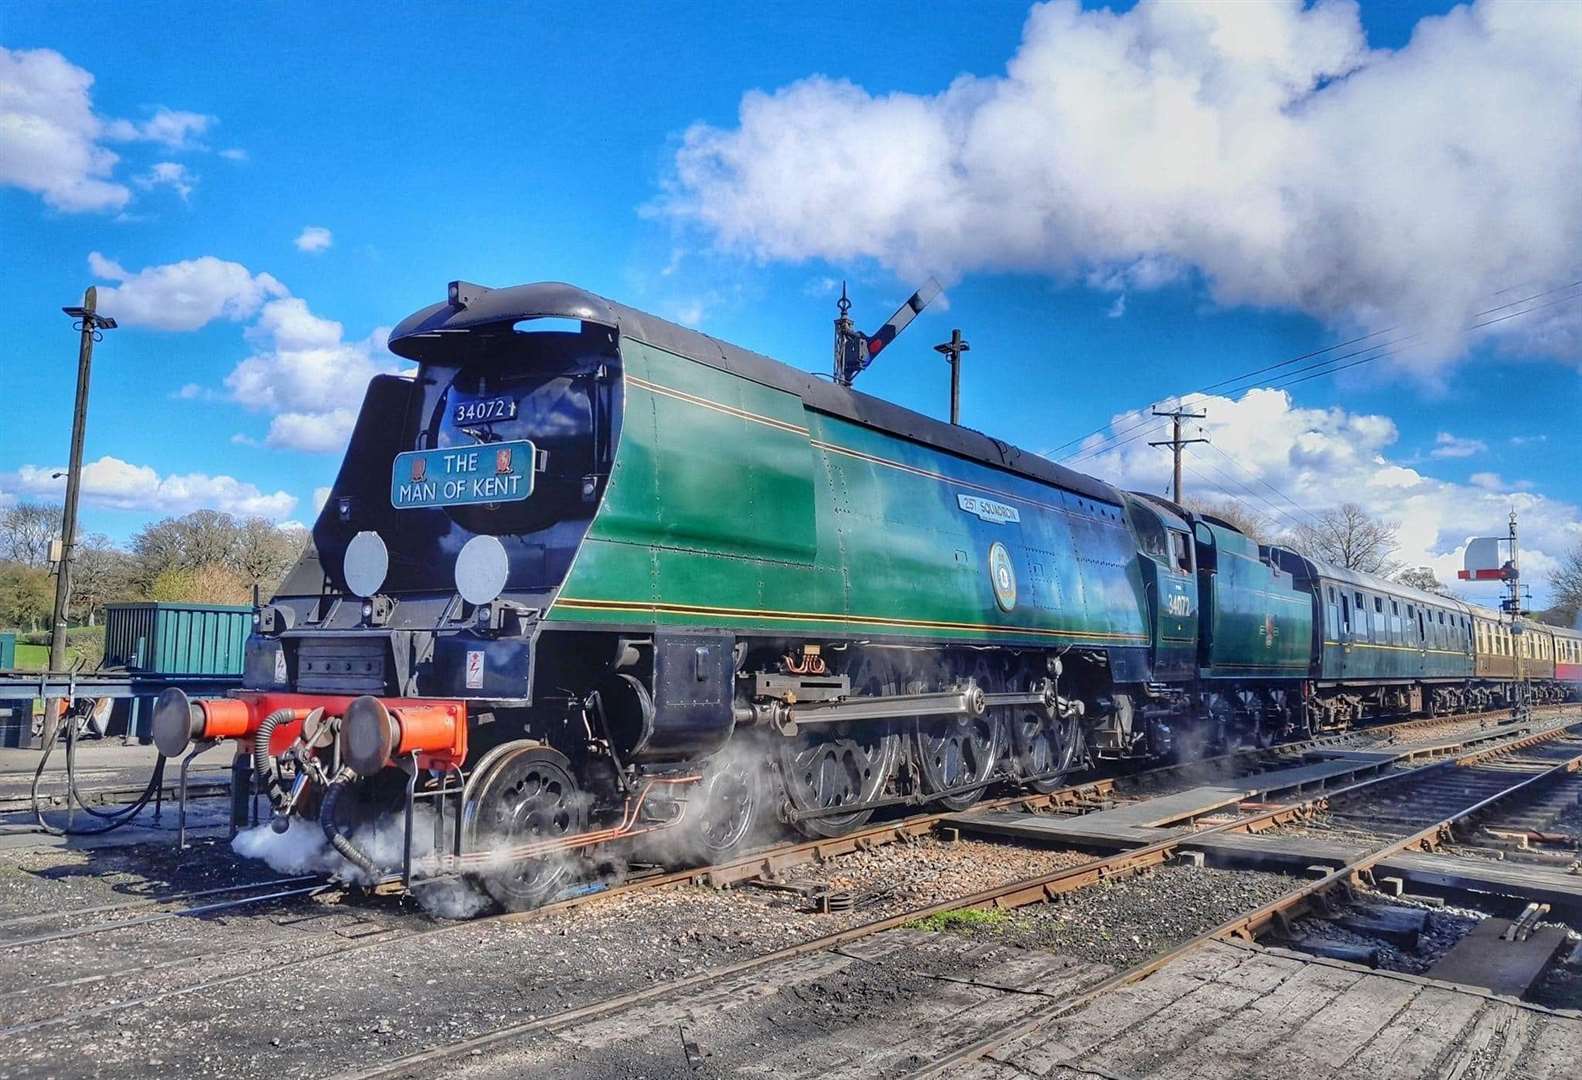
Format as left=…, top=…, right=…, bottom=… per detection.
left=1, top=707, right=1571, bottom=1054
left=0, top=879, right=334, bottom=951
left=317, top=710, right=1582, bottom=1080
left=901, top=725, right=1582, bottom=1077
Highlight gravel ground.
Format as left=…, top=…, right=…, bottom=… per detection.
left=0, top=833, right=299, bottom=923
left=764, top=835, right=1093, bottom=917
left=1529, top=929, right=1582, bottom=1011
left=0, top=830, right=1093, bottom=1078
left=919, top=864, right=1301, bottom=971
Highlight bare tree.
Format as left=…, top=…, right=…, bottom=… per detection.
left=132, top=511, right=306, bottom=597
left=1395, top=566, right=1452, bottom=596
left=1184, top=498, right=1272, bottom=544
left=235, top=518, right=309, bottom=592
left=73, top=534, right=140, bottom=624
left=0, top=502, right=61, bottom=568
left=1282, top=503, right=1401, bottom=575
left=1551, top=541, right=1582, bottom=625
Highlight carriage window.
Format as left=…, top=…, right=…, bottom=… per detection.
left=1341, top=594, right=1352, bottom=635
left=1169, top=530, right=1191, bottom=573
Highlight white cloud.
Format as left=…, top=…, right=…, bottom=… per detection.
left=1467, top=471, right=1533, bottom=493
left=1429, top=432, right=1487, bottom=459
left=83, top=251, right=397, bottom=453
left=294, top=226, right=333, bottom=253
left=1062, top=386, right=1580, bottom=607
left=312, top=487, right=332, bottom=512
left=0, top=47, right=215, bottom=213
left=0, top=46, right=130, bottom=211
left=219, top=147, right=248, bottom=162
left=8, top=456, right=295, bottom=519
left=225, top=297, right=398, bottom=452
left=664, top=0, right=1582, bottom=368
left=90, top=251, right=286, bottom=331
left=134, top=161, right=196, bottom=200
left=109, top=106, right=213, bottom=149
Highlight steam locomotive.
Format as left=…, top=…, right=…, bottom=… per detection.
left=152, top=281, right=1582, bottom=909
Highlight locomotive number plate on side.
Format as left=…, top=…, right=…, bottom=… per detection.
left=390, top=440, right=536, bottom=509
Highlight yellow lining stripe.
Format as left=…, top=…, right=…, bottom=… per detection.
left=553, top=596, right=1148, bottom=642
left=1323, top=641, right=1469, bottom=657
left=626, top=375, right=810, bottom=437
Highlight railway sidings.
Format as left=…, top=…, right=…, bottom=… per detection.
left=1, top=704, right=1579, bottom=1078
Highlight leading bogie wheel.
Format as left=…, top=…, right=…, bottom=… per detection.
left=461, top=742, right=588, bottom=911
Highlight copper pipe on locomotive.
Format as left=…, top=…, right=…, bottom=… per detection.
left=440, top=774, right=697, bottom=874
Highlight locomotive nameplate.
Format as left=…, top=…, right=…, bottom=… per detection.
left=957, top=493, right=1021, bottom=524
left=390, top=439, right=536, bottom=509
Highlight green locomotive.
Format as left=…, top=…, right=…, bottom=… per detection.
left=152, top=280, right=1563, bottom=909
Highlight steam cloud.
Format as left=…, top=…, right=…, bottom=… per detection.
left=662, top=0, right=1582, bottom=366
left=232, top=812, right=493, bottom=919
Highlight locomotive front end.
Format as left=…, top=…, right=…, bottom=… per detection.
left=209, top=282, right=698, bottom=908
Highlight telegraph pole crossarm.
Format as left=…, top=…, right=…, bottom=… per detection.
left=1148, top=405, right=1208, bottom=502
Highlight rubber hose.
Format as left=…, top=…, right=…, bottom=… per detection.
left=320, top=771, right=380, bottom=877
left=253, top=709, right=293, bottom=810
left=17, top=708, right=167, bottom=837
left=65, top=712, right=167, bottom=822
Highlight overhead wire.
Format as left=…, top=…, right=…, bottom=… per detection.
left=1048, top=281, right=1580, bottom=533
left=1202, top=440, right=1325, bottom=529
left=1182, top=458, right=1311, bottom=535
left=1049, top=279, right=1581, bottom=465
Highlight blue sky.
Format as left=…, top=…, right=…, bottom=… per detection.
left=2, top=1, right=1578, bottom=603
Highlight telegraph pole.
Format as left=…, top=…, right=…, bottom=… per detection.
left=47, top=288, right=116, bottom=731
left=1148, top=405, right=1208, bottom=502
left=933, top=329, right=970, bottom=425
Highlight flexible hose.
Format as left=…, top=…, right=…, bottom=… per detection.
left=320, top=770, right=380, bottom=877
left=22, top=705, right=168, bottom=837
left=253, top=709, right=294, bottom=811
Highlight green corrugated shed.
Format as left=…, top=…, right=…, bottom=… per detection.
left=0, top=632, right=14, bottom=670
left=102, top=602, right=252, bottom=676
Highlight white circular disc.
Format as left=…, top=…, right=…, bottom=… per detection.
left=455, top=534, right=510, bottom=606
left=343, top=531, right=389, bottom=598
